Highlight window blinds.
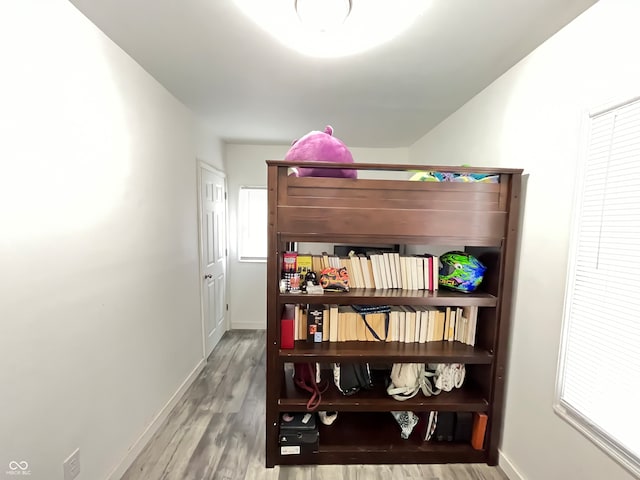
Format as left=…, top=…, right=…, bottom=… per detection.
left=238, top=186, right=267, bottom=261
left=558, top=97, right=640, bottom=468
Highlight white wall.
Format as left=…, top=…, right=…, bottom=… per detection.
left=410, top=1, right=639, bottom=479
left=224, top=143, right=409, bottom=329
left=0, top=1, right=222, bottom=479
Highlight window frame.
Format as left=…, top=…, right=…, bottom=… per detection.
left=554, top=95, right=640, bottom=478
left=237, top=185, right=268, bottom=263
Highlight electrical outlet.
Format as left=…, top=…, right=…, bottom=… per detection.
left=63, top=448, right=80, bottom=480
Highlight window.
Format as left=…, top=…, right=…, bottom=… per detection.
left=238, top=186, right=267, bottom=262
left=556, top=96, right=640, bottom=476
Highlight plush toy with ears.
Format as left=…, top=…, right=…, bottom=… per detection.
left=285, top=125, right=357, bottom=178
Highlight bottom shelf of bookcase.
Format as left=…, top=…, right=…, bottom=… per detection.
left=273, top=411, right=487, bottom=466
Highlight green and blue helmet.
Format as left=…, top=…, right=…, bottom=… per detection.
left=439, top=251, right=486, bottom=293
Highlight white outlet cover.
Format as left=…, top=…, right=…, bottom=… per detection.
left=63, top=448, right=80, bottom=480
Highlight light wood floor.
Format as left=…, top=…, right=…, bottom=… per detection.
left=121, top=330, right=508, bottom=480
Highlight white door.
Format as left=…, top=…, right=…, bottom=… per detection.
left=199, top=165, right=228, bottom=358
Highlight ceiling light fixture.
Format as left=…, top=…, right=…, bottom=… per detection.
left=295, top=0, right=352, bottom=32
left=233, top=0, right=430, bottom=58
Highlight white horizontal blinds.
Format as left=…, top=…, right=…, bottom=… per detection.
left=561, top=98, right=640, bottom=460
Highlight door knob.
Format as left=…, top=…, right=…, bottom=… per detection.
left=204, top=274, right=213, bottom=279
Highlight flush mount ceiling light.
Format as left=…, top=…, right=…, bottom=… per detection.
left=295, top=0, right=352, bottom=32
left=233, top=0, right=430, bottom=58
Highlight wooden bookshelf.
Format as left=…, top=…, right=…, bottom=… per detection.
left=265, top=161, right=522, bottom=467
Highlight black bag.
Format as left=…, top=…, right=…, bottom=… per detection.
left=333, top=363, right=373, bottom=396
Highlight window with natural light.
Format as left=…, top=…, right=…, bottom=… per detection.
left=556, top=96, right=640, bottom=476
left=238, top=186, right=267, bottom=262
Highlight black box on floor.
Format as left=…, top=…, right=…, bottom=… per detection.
left=279, top=413, right=319, bottom=455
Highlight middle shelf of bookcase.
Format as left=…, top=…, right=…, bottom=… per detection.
left=278, top=340, right=493, bottom=363
left=279, top=370, right=489, bottom=412
left=278, top=289, right=498, bottom=307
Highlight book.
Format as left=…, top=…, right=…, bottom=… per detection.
left=389, top=306, right=403, bottom=342
left=398, top=306, right=408, bottom=342
left=297, top=254, right=313, bottom=278
left=416, top=257, right=425, bottom=290
left=435, top=308, right=446, bottom=341
left=349, top=254, right=364, bottom=289
left=393, top=253, right=402, bottom=289
left=409, top=256, right=418, bottom=290
left=300, top=306, right=308, bottom=341
left=337, top=306, right=350, bottom=341
left=383, top=253, right=394, bottom=289
left=471, top=412, right=488, bottom=450
left=307, top=304, right=324, bottom=343
left=424, top=306, right=436, bottom=342
left=328, top=305, right=339, bottom=342
left=322, top=306, right=330, bottom=341
left=312, top=255, right=323, bottom=275
left=405, top=306, right=416, bottom=344
left=282, top=251, right=297, bottom=273
left=369, top=254, right=383, bottom=289
left=448, top=308, right=456, bottom=342
left=416, top=306, right=428, bottom=343
left=400, top=256, right=409, bottom=290
left=454, top=412, right=473, bottom=442
left=359, top=255, right=374, bottom=289
left=434, top=412, right=456, bottom=442
left=432, top=255, right=439, bottom=291
left=280, top=304, right=295, bottom=349
left=443, top=306, right=451, bottom=341
left=414, top=306, right=423, bottom=343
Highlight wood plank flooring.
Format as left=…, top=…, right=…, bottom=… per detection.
left=121, top=330, right=508, bottom=480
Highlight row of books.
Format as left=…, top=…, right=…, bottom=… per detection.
left=281, top=303, right=478, bottom=348
left=285, top=251, right=441, bottom=291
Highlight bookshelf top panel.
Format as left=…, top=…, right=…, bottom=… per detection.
left=266, top=160, right=523, bottom=175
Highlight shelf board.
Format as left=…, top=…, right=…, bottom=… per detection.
left=279, top=370, right=489, bottom=412
left=275, top=411, right=486, bottom=465
left=279, top=288, right=497, bottom=307
left=279, top=340, right=493, bottom=363
left=278, top=233, right=503, bottom=247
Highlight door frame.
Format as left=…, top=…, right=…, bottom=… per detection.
left=196, top=160, right=229, bottom=360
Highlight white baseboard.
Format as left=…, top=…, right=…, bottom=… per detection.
left=105, top=358, right=206, bottom=480
left=232, top=321, right=265, bottom=330
left=499, top=450, right=526, bottom=480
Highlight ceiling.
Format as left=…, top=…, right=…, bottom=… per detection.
left=69, top=0, right=598, bottom=147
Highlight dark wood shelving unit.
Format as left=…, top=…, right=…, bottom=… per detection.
left=266, top=161, right=522, bottom=467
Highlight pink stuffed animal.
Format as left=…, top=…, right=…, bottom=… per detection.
left=285, top=125, right=357, bottom=178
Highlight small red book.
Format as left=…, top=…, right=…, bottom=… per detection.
left=280, top=304, right=295, bottom=349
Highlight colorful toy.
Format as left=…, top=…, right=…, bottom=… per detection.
left=285, top=125, right=357, bottom=178
left=439, top=251, right=486, bottom=293
left=410, top=171, right=499, bottom=183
